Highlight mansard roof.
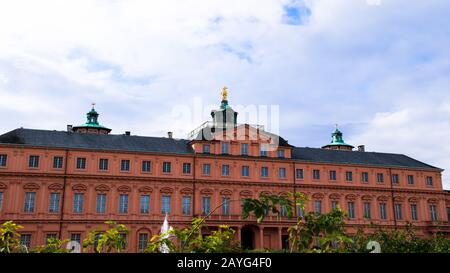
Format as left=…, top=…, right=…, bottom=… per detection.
left=0, top=128, right=441, bottom=170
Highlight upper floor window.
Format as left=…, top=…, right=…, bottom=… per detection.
left=121, top=160, right=130, bottom=171
left=447, top=207, right=450, bottom=222
left=182, top=196, right=191, bottom=215
left=410, top=204, right=418, bottom=221
left=142, top=161, right=151, bottom=172
left=202, top=196, right=211, bottom=214
left=241, top=143, right=249, bottom=156
left=99, top=158, right=109, bottom=170
left=313, top=169, right=320, bottom=180
left=203, top=144, right=210, bottom=154
left=73, top=193, right=84, bottom=213
left=24, top=192, right=36, bottom=213
left=392, top=174, right=399, bottom=184
left=119, top=194, right=129, bottom=214
left=296, top=169, right=304, bottom=179
left=331, top=201, right=339, bottom=210
left=394, top=204, right=402, bottom=220
left=222, top=164, right=230, bottom=176
left=241, top=165, right=250, bottom=177
left=345, top=171, right=353, bottom=182
left=48, top=192, right=60, bottom=213
left=277, top=150, right=285, bottom=158
left=76, top=157, right=86, bottom=170
left=0, top=192, right=3, bottom=211
left=379, top=203, right=387, bottom=220
left=426, top=176, right=433, bottom=186
left=20, top=234, right=32, bottom=248
left=96, top=194, right=106, bottom=214
left=314, top=200, right=322, bottom=214
left=430, top=205, right=438, bottom=221
left=138, top=233, right=148, bottom=252
left=53, top=156, right=63, bottom=169
left=222, top=197, right=230, bottom=215
left=260, top=144, right=268, bottom=157
left=407, top=175, right=414, bottom=185
left=161, top=195, right=171, bottom=214
left=202, top=163, right=211, bottom=175
left=377, top=173, right=384, bottom=183
left=221, top=142, right=229, bottom=154
left=347, top=202, right=355, bottom=218
left=361, top=172, right=369, bottom=183
left=0, top=154, right=7, bottom=167
left=162, top=162, right=171, bottom=173
left=363, top=202, right=371, bottom=219
left=279, top=167, right=286, bottom=178
left=261, top=166, right=269, bottom=177
left=182, top=163, right=191, bottom=174
left=29, top=155, right=39, bottom=168
left=329, top=170, right=337, bottom=181
left=140, top=195, right=150, bottom=214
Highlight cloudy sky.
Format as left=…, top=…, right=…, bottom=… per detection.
left=0, top=0, right=449, bottom=188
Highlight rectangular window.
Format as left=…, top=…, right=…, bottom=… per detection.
left=222, top=164, right=230, bottom=176
left=24, top=192, right=36, bottom=213
left=329, top=170, right=337, bottom=181
left=277, top=150, right=285, bottom=158
left=296, top=205, right=304, bottom=217
left=361, top=172, right=369, bottom=183
left=222, top=197, right=230, bottom=215
left=447, top=207, right=450, bottom=222
left=161, top=195, right=171, bottom=214
left=182, top=163, right=191, bottom=174
left=279, top=167, right=286, bottom=178
left=138, top=233, right=148, bottom=252
left=119, top=194, right=128, bottom=214
left=221, top=142, right=229, bottom=154
left=260, top=144, right=268, bottom=157
left=48, top=192, right=60, bottom=213
left=313, top=169, right=320, bottom=180
left=0, top=154, right=7, bottom=167
left=202, top=196, right=211, bottom=214
left=76, top=157, right=86, bottom=169
left=99, top=158, right=109, bottom=170
left=377, top=173, right=384, bottom=183
left=347, top=202, right=355, bottom=218
left=410, top=204, right=418, bottom=220
left=73, top=193, right=84, bottom=213
left=203, top=144, right=210, bottom=154
left=20, top=234, right=31, bottom=248
left=96, top=194, right=106, bottom=214
left=29, top=155, right=39, bottom=168
left=392, top=174, right=399, bottom=184
left=162, top=162, right=171, bottom=173
left=142, top=161, right=151, bottom=172
left=395, top=204, right=402, bottom=220
left=119, top=233, right=127, bottom=250
left=0, top=192, right=3, bottom=211
left=314, top=200, right=322, bottom=214
left=202, top=163, right=211, bottom=175
left=426, top=176, right=433, bottom=186
left=346, top=171, right=353, bottom=182
left=430, top=205, right=438, bottom=221
left=70, top=233, right=81, bottom=244
left=363, top=202, right=371, bottom=219
left=241, top=143, right=248, bottom=156
left=140, top=195, right=150, bottom=214
left=379, top=203, right=387, bottom=220
left=46, top=233, right=57, bottom=245
left=407, top=175, right=414, bottom=185
left=296, top=169, right=304, bottom=179
left=241, top=165, right=250, bottom=177
left=182, top=196, right=191, bottom=215
left=280, top=205, right=288, bottom=217
left=53, top=156, right=63, bottom=169
left=121, top=159, right=130, bottom=171
left=331, top=201, right=338, bottom=210
left=261, top=166, right=269, bottom=177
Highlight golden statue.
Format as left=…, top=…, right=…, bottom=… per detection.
left=221, top=86, right=228, bottom=101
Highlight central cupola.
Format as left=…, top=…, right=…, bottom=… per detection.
left=210, top=86, right=238, bottom=133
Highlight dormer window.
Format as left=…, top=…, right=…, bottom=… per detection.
left=260, top=144, right=268, bottom=157
left=277, top=150, right=285, bottom=158
left=221, top=142, right=229, bottom=155
left=203, top=144, right=210, bottom=154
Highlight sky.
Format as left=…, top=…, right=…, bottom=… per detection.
left=0, top=0, right=450, bottom=189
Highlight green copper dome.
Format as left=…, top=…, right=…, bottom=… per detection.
left=72, top=104, right=111, bottom=134
left=322, top=126, right=354, bottom=150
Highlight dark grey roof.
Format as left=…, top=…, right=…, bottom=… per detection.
left=0, top=128, right=193, bottom=154
left=0, top=128, right=441, bottom=170
left=292, top=147, right=440, bottom=170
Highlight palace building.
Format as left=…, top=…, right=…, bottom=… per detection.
left=0, top=89, right=449, bottom=252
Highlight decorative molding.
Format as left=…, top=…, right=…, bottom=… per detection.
left=48, top=183, right=63, bottom=191
left=180, top=187, right=193, bottom=195
left=72, top=184, right=87, bottom=191
left=200, top=188, right=214, bottom=195
left=427, top=198, right=438, bottom=204
left=361, top=195, right=373, bottom=201
left=160, top=187, right=174, bottom=194
left=95, top=184, right=111, bottom=192
left=408, top=197, right=419, bottom=203
left=329, top=193, right=341, bottom=200
left=345, top=194, right=357, bottom=200
left=377, top=195, right=389, bottom=201
left=220, top=189, right=232, bottom=196
left=138, top=186, right=153, bottom=193
left=240, top=190, right=253, bottom=197
left=312, top=193, right=324, bottom=199
left=117, top=185, right=132, bottom=192
left=23, top=183, right=40, bottom=190
left=0, top=182, right=7, bottom=189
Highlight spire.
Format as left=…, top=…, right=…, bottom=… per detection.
left=72, top=103, right=111, bottom=134
left=322, top=125, right=354, bottom=151
left=211, top=86, right=238, bottom=131
left=220, top=86, right=230, bottom=109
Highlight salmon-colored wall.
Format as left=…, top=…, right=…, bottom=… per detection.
left=0, top=144, right=449, bottom=252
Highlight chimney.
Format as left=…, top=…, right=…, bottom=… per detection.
left=67, top=125, right=73, bottom=132
left=358, top=145, right=365, bottom=152
left=167, top=132, right=173, bottom=139
left=125, top=131, right=130, bottom=136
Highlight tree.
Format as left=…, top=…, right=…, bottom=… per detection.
left=33, top=238, right=70, bottom=253
left=0, top=220, right=24, bottom=253
left=83, top=220, right=129, bottom=253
